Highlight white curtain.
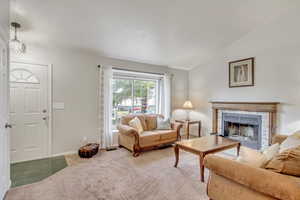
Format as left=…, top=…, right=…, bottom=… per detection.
left=159, top=73, right=172, bottom=118
left=98, top=65, right=113, bottom=148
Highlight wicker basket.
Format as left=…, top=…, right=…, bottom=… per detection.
left=78, top=143, right=99, bottom=158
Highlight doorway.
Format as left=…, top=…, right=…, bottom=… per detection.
left=9, top=61, right=52, bottom=163
left=0, top=32, right=10, bottom=199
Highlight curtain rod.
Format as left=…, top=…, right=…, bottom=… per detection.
left=97, top=65, right=165, bottom=76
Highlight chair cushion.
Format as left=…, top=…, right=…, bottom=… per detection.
left=139, top=131, right=161, bottom=146
left=265, top=146, right=300, bottom=176
left=157, top=130, right=177, bottom=140
left=139, top=130, right=177, bottom=147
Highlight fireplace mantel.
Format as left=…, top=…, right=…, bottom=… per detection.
left=210, top=101, right=279, bottom=112
left=210, top=101, right=280, bottom=145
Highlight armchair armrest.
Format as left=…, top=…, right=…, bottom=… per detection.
left=117, top=124, right=139, bottom=138
left=204, top=155, right=300, bottom=200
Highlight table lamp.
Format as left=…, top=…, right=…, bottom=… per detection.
left=183, top=100, right=193, bottom=121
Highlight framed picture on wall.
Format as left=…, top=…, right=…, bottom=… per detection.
left=229, top=57, right=254, bottom=88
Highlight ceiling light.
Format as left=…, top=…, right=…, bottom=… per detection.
left=10, top=22, right=26, bottom=54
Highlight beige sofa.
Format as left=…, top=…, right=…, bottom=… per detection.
left=204, top=135, right=300, bottom=200
left=117, top=114, right=182, bottom=157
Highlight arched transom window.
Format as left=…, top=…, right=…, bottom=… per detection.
left=10, top=69, right=40, bottom=84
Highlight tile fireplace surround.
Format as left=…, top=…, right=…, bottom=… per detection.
left=211, top=101, right=279, bottom=149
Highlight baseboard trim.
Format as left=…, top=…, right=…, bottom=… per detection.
left=0, top=191, right=4, bottom=200
left=7, top=180, right=11, bottom=190
left=1, top=179, right=11, bottom=200
left=51, top=151, right=77, bottom=157
left=11, top=151, right=78, bottom=164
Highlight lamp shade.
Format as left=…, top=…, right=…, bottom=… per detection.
left=182, top=100, right=193, bottom=109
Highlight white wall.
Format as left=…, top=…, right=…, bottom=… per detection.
left=0, top=0, right=10, bottom=197
left=11, top=46, right=188, bottom=155
left=0, top=0, right=9, bottom=41
left=189, top=6, right=300, bottom=136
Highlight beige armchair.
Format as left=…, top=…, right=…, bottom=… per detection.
left=204, top=135, right=300, bottom=200
left=117, top=114, right=182, bottom=157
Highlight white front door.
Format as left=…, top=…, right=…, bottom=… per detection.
left=10, top=62, right=49, bottom=163
left=0, top=36, right=10, bottom=198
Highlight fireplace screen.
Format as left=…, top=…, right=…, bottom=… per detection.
left=221, top=113, right=262, bottom=149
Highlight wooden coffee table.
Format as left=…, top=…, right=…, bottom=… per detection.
left=174, top=135, right=240, bottom=182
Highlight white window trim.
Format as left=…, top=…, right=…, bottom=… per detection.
left=112, top=69, right=164, bottom=131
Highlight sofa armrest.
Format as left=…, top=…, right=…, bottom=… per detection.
left=204, top=155, right=300, bottom=200
left=272, top=134, right=288, bottom=144
left=117, top=124, right=139, bottom=138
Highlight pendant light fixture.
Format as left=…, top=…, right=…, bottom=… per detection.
left=10, top=22, right=26, bottom=54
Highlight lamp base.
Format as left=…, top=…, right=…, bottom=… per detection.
left=185, top=110, right=191, bottom=121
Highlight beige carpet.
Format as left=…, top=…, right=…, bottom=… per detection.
left=64, top=153, right=97, bottom=166
left=5, top=147, right=225, bottom=200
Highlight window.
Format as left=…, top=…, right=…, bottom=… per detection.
left=112, top=70, right=162, bottom=130
left=10, top=69, right=40, bottom=84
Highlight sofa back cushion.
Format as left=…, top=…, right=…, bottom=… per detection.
left=121, top=114, right=165, bottom=131
left=144, top=114, right=160, bottom=131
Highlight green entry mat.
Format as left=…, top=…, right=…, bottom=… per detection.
left=11, top=156, right=67, bottom=187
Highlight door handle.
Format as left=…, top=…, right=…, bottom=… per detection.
left=5, top=123, right=12, bottom=129
left=42, top=117, right=47, bottom=120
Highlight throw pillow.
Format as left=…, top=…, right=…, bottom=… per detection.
left=292, top=130, right=300, bottom=139
left=237, top=143, right=280, bottom=168
left=279, top=136, right=300, bottom=153
left=265, top=146, right=300, bottom=176
left=128, top=117, right=144, bottom=134
left=156, top=117, right=171, bottom=130
left=237, top=147, right=268, bottom=167
left=263, top=143, right=280, bottom=161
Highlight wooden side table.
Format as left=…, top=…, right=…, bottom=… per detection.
left=175, top=120, right=201, bottom=139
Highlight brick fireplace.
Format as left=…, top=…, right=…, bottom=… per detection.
left=211, top=101, right=279, bottom=150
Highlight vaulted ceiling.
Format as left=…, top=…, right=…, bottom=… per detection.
left=11, top=0, right=298, bottom=69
